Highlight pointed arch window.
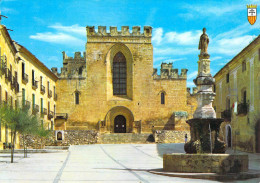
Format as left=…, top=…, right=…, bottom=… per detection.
left=75, top=92, right=79, bottom=104
left=161, top=92, right=165, bottom=105
left=113, top=52, right=126, bottom=95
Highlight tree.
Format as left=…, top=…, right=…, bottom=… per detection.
left=0, top=103, right=40, bottom=163
left=36, top=127, right=51, bottom=149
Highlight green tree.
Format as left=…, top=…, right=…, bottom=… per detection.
left=36, top=127, right=51, bottom=149
left=0, top=104, right=40, bottom=163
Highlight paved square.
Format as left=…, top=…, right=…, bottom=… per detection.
left=0, top=144, right=259, bottom=183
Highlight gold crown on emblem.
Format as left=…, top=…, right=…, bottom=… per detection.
left=247, top=4, right=257, bottom=9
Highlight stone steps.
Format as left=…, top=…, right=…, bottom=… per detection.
left=98, top=133, right=154, bottom=144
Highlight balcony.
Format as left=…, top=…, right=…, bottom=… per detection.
left=5, top=68, right=11, bottom=83
left=48, top=111, right=54, bottom=119
left=55, top=113, right=68, bottom=120
left=15, top=83, right=19, bottom=93
left=221, top=109, right=231, bottom=121
left=32, top=104, right=39, bottom=114
left=22, top=73, right=28, bottom=84
left=54, top=93, right=57, bottom=101
left=0, top=60, right=6, bottom=76
left=32, top=80, right=38, bottom=90
left=23, top=100, right=30, bottom=110
left=40, top=85, right=45, bottom=94
left=237, top=103, right=248, bottom=115
left=11, top=76, right=16, bottom=90
left=48, top=90, right=52, bottom=98
left=41, top=108, right=47, bottom=117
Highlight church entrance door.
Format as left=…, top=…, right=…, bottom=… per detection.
left=114, top=115, right=126, bottom=133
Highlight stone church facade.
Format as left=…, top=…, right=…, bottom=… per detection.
left=52, top=26, right=196, bottom=133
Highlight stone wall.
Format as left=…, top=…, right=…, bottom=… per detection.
left=153, top=130, right=190, bottom=143
left=163, top=154, right=248, bottom=174
left=19, top=130, right=98, bottom=148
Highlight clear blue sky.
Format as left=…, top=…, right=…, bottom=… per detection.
left=1, top=0, right=259, bottom=88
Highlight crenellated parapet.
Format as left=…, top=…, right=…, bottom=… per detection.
left=86, top=26, right=152, bottom=43
left=153, top=63, right=188, bottom=80
left=52, top=51, right=86, bottom=79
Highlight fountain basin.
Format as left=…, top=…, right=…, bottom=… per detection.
left=185, top=118, right=226, bottom=154
left=163, top=153, right=248, bottom=174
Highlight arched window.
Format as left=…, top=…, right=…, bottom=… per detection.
left=57, top=131, right=62, bottom=140
left=113, top=52, right=126, bottom=95
left=75, top=92, right=79, bottom=104
left=161, top=92, right=165, bottom=105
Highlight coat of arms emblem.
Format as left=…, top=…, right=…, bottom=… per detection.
left=247, top=4, right=257, bottom=25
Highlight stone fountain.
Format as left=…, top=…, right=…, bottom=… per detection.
left=184, top=27, right=225, bottom=154
left=163, top=28, right=249, bottom=175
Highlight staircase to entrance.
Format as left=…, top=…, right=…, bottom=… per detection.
left=98, top=133, right=154, bottom=144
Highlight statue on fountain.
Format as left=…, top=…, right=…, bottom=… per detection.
left=199, top=28, right=209, bottom=54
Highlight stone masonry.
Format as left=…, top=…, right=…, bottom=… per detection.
left=52, top=26, right=196, bottom=134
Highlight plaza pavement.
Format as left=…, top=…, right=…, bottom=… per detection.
left=0, top=143, right=259, bottom=183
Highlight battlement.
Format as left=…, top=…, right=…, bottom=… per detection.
left=187, top=87, right=198, bottom=95
left=86, top=26, right=152, bottom=37
left=51, top=51, right=87, bottom=79
left=62, top=51, right=86, bottom=64
left=153, top=63, right=188, bottom=80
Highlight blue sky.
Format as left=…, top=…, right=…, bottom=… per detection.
left=1, top=0, right=259, bottom=89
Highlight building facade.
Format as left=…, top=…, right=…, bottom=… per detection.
left=0, top=25, right=58, bottom=149
left=0, top=25, right=18, bottom=149
left=214, top=35, right=260, bottom=153
left=53, top=26, right=196, bottom=133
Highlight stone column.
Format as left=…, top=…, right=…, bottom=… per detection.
left=193, top=53, right=216, bottom=119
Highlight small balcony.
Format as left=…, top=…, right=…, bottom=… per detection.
left=11, top=76, right=16, bottom=90
left=32, top=80, right=38, bottom=90
left=48, top=111, right=54, bottom=119
left=237, top=103, right=248, bottom=115
left=5, top=68, right=11, bottom=83
left=0, top=60, right=6, bottom=76
left=221, top=109, right=231, bottom=121
left=32, top=104, right=39, bottom=114
left=41, top=108, right=47, bottom=117
left=55, top=113, right=68, bottom=120
left=22, top=73, right=28, bottom=84
left=48, top=90, right=52, bottom=98
left=40, top=85, right=45, bottom=94
left=15, top=83, right=19, bottom=93
left=54, top=93, right=57, bottom=101
left=23, top=100, right=30, bottom=110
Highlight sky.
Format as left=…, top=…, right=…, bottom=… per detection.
left=1, top=0, right=259, bottom=89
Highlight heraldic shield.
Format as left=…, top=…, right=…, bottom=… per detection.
left=247, top=4, right=257, bottom=25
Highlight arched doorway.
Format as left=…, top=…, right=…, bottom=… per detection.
left=105, top=106, right=134, bottom=133
left=226, top=125, right=232, bottom=148
left=114, top=115, right=126, bottom=133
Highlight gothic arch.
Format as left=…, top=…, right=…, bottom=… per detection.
left=105, top=43, right=133, bottom=99
left=104, top=106, right=134, bottom=133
